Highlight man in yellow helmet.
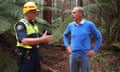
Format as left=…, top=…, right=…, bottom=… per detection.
left=14, top=2, right=53, bottom=72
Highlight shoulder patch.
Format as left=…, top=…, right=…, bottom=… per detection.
left=16, top=25, right=24, bottom=30
left=19, top=18, right=28, bottom=24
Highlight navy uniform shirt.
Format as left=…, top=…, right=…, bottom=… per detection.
left=15, top=22, right=27, bottom=42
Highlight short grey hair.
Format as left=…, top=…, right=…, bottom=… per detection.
left=73, top=6, right=84, bottom=13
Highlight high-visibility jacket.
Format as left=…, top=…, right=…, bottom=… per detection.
left=14, top=18, right=39, bottom=49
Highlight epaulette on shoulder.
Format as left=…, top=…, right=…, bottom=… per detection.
left=19, top=18, right=28, bottom=24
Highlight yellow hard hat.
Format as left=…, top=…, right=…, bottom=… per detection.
left=23, top=2, right=38, bottom=14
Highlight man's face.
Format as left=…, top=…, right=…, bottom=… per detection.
left=71, top=8, right=82, bottom=21
left=26, top=10, right=39, bottom=20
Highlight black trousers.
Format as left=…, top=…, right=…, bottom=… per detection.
left=17, top=47, right=40, bottom=72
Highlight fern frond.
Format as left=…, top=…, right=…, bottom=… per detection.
left=0, top=16, right=11, bottom=34
left=0, top=52, right=17, bottom=72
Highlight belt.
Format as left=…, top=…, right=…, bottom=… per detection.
left=72, top=50, right=81, bottom=52
left=17, top=47, right=38, bottom=52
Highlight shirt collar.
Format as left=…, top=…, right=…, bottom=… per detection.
left=73, top=19, right=85, bottom=26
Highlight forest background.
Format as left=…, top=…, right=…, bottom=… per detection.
left=0, top=0, right=120, bottom=72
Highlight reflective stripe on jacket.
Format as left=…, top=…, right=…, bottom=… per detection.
left=14, top=18, right=39, bottom=49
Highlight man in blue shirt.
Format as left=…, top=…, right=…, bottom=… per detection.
left=63, top=7, right=102, bottom=72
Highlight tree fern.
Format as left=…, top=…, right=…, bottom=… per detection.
left=50, top=16, right=72, bottom=43
left=92, top=51, right=120, bottom=71
left=0, top=52, right=17, bottom=72
left=84, top=0, right=120, bottom=42
left=85, top=0, right=120, bottom=71
left=0, top=16, right=11, bottom=34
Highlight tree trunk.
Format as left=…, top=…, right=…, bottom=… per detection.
left=62, top=0, right=67, bottom=22
left=43, top=0, right=52, bottom=24
left=88, top=0, right=93, bottom=4
left=78, top=0, right=83, bottom=6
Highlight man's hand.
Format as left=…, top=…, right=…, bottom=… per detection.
left=41, top=30, right=53, bottom=42
left=87, top=50, right=95, bottom=57
left=66, top=46, right=72, bottom=54
left=42, top=30, right=47, bottom=36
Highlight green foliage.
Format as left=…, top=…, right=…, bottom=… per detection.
left=0, top=16, right=11, bottom=34
left=36, top=17, right=53, bottom=34
left=84, top=0, right=120, bottom=43
left=0, top=52, right=17, bottom=72
left=110, top=20, right=118, bottom=37
left=51, top=16, right=72, bottom=43
left=92, top=51, right=120, bottom=72
left=0, top=0, right=119, bottom=71
left=0, top=0, right=23, bottom=35
left=109, top=42, right=120, bottom=49
left=85, top=0, right=120, bottom=71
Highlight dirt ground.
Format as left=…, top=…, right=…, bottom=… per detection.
left=40, top=43, right=70, bottom=72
